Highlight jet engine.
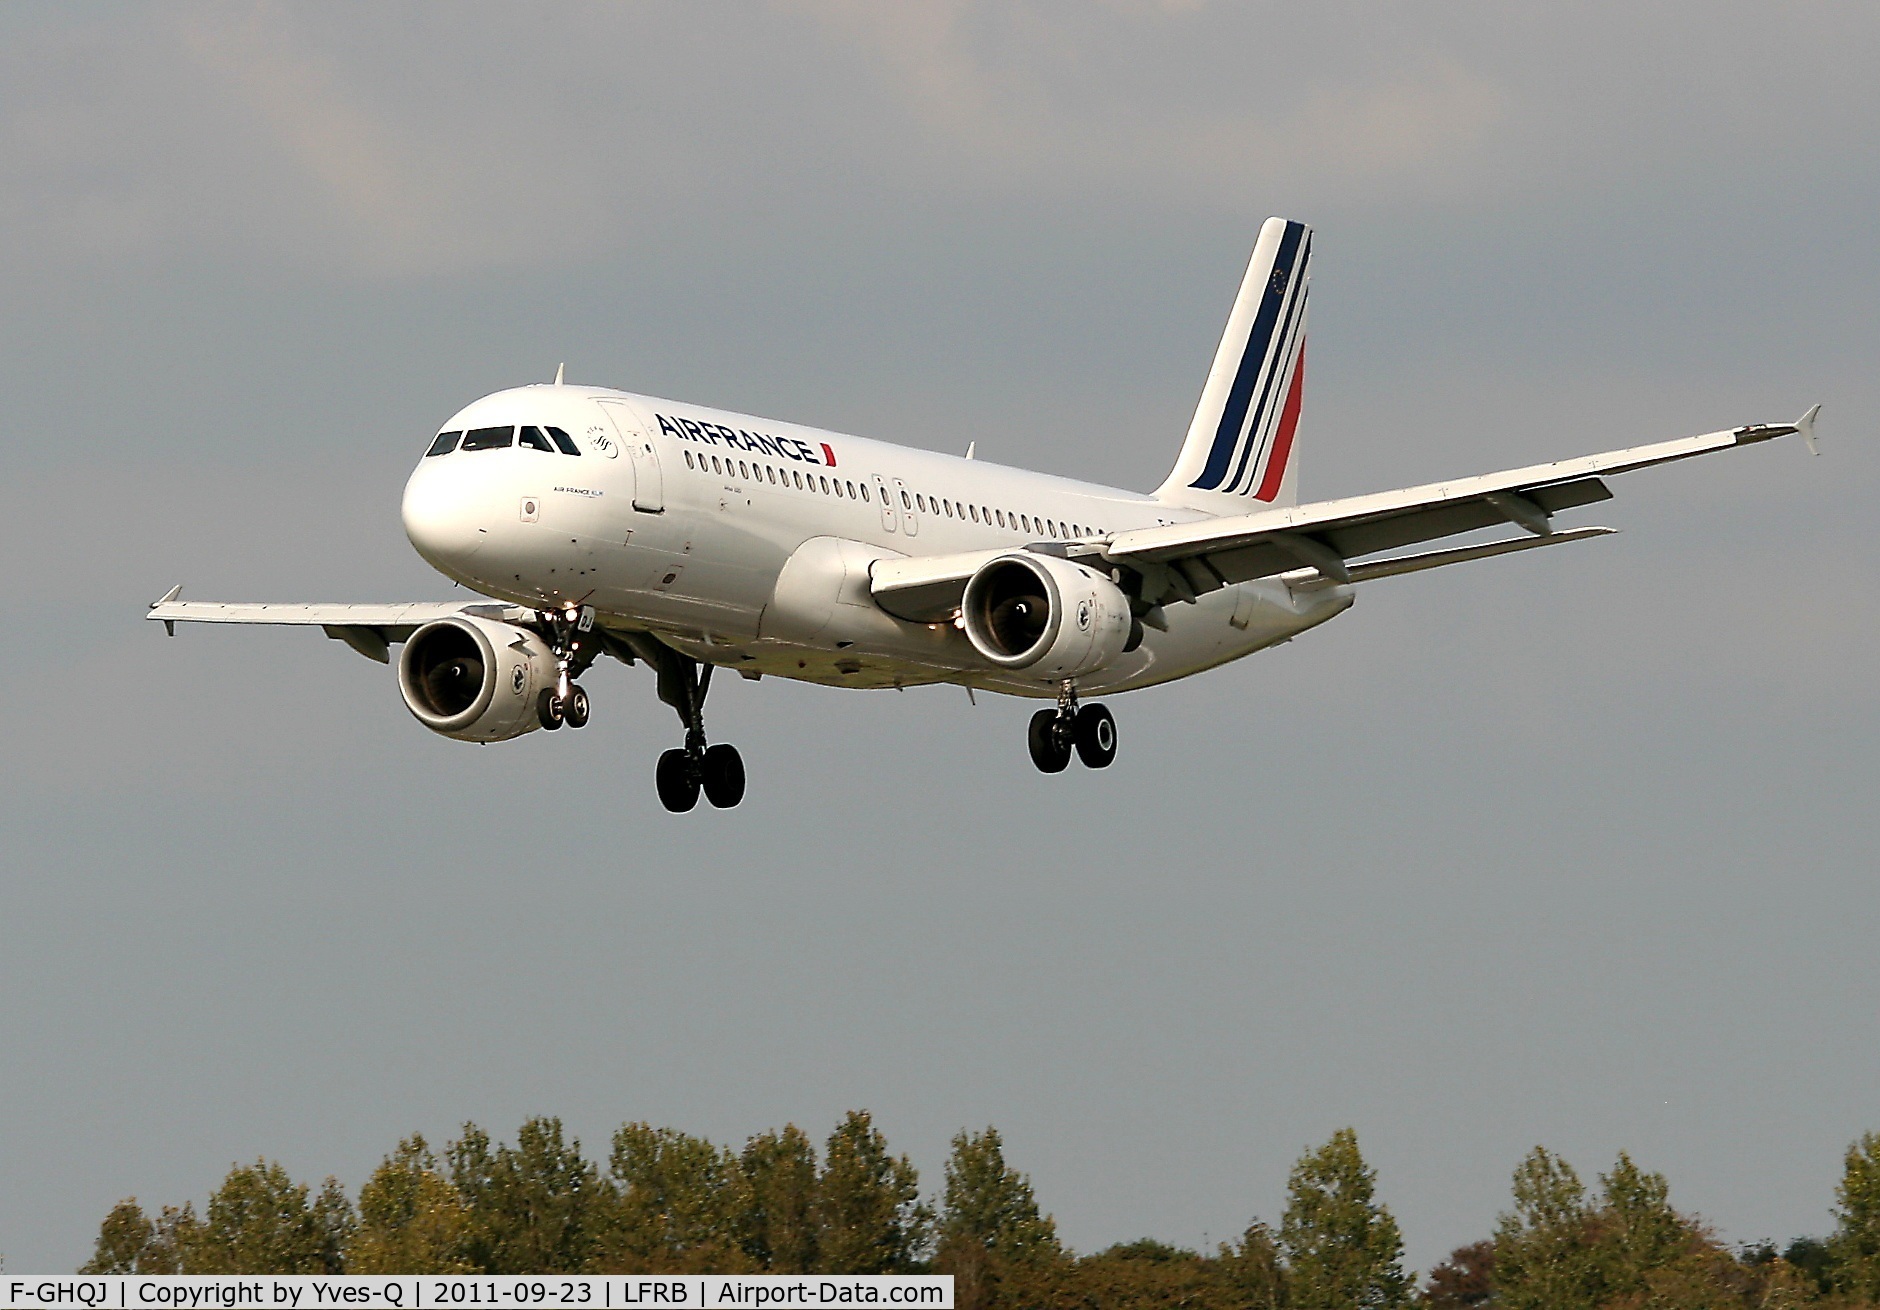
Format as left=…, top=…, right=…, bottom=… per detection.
left=961, top=553, right=1132, bottom=680
left=397, top=615, right=558, bottom=742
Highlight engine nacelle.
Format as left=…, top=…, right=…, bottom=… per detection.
left=961, top=553, right=1132, bottom=680
left=397, top=616, right=558, bottom=742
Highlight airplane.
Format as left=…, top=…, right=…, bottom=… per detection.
left=149, top=217, right=1819, bottom=812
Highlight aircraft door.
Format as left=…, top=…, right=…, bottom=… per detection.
left=891, top=477, right=918, bottom=537
left=871, top=474, right=897, bottom=533
left=595, top=400, right=664, bottom=512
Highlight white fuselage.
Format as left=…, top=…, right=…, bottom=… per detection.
left=401, top=385, right=1352, bottom=698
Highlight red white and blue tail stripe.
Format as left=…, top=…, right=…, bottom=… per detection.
left=1156, top=217, right=1311, bottom=509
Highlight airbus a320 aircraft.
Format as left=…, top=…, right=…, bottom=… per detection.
left=150, top=218, right=1818, bottom=812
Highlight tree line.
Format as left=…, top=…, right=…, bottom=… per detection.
left=82, top=1114, right=1880, bottom=1308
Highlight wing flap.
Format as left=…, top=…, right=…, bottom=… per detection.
left=1293, top=526, right=1618, bottom=588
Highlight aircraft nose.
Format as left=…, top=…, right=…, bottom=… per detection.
left=402, top=464, right=487, bottom=567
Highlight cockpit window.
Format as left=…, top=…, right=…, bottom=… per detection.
left=517, top=425, right=554, bottom=452
left=426, top=430, right=461, bottom=456
left=461, top=425, right=515, bottom=452
left=546, top=426, right=581, bottom=455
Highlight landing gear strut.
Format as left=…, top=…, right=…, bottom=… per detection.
left=536, top=606, right=597, bottom=731
left=1028, top=681, right=1117, bottom=773
left=628, top=635, right=746, bottom=812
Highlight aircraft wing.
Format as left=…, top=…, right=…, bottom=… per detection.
left=146, top=592, right=537, bottom=663
left=869, top=409, right=1817, bottom=618
left=1107, top=409, right=1817, bottom=602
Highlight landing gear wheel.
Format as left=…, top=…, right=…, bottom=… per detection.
left=656, top=748, right=700, bottom=812
left=563, top=684, right=591, bottom=729
left=536, top=688, right=564, bottom=730
left=701, top=743, right=746, bottom=808
left=1028, top=708, right=1072, bottom=773
left=1074, top=702, right=1118, bottom=768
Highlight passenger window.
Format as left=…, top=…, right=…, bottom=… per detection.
left=995, top=509, right=1006, bottom=527
left=461, top=425, right=515, bottom=451
left=846, top=480, right=856, bottom=497
left=945, top=501, right=954, bottom=518
left=767, top=466, right=777, bottom=484
left=712, top=456, right=723, bottom=474
left=517, top=425, right=554, bottom=452
left=820, top=476, right=831, bottom=494
left=546, top=426, right=581, bottom=455
left=426, top=430, right=461, bottom=456
left=685, top=450, right=695, bottom=469
left=1021, top=514, right=1031, bottom=532
left=793, top=470, right=803, bottom=489
left=970, top=505, right=980, bottom=522
left=860, top=484, right=870, bottom=502
left=915, top=493, right=926, bottom=512
left=901, top=490, right=911, bottom=509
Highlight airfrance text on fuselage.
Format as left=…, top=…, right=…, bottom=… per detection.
left=656, top=414, right=837, bottom=468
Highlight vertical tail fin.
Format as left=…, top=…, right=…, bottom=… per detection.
left=1155, top=217, right=1311, bottom=511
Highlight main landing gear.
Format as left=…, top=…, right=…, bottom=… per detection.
left=1028, top=681, right=1117, bottom=773
left=630, top=637, right=746, bottom=813
left=536, top=607, right=596, bottom=731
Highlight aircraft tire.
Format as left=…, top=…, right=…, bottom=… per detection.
left=702, top=744, right=746, bottom=808
left=536, top=689, right=564, bottom=730
left=656, top=748, right=700, bottom=812
left=1074, top=702, right=1117, bottom=768
left=1028, top=709, right=1072, bottom=773
left=563, top=684, right=591, bottom=729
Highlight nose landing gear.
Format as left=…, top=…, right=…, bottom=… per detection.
left=536, top=683, right=591, bottom=730
left=535, top=607, right=596, bottom=731
left=1027, top=681, right=1117, bottom=773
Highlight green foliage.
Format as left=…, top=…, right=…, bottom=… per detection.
left=1046, top=1239, right=1248, bottom=1310
left=448, top=1118, right=605, bottom=1274
left=1219, top=1220, right=1289, bottom=1309
left=182, top=1159, right=342, bottom=1274
left=813, top=1110, right=932, bottom=1273
left=349, top=1135, right=472, bottom=1274
left=1493, top=1147, right=1602, bottom=1310
left=74, top=1113, right=1880, bottom=1308
left=1595, top=1152, right=1688, bottom=1300
left=739, top=1125, right=819, bottom=1273
left=1279, top=1127, right=1411, bottom=1309
left=1831, top=1133, right=1880, bottom=1299
left=79, top=1200, right=157, bottom=1274
left=313, top=1178, right=355, bottom=1275
left=1484, top=1148, right=1835, bottom=1310
left=935, top=1127, right=1064, bottom=1309
left=1786, top=1237, right=1837, bottom=1296
left=602, top=1123, right=754, bottom=1272
left=940, top=1127, right=1060, bottom=1262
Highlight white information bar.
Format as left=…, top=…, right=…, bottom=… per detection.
left=1, top=1277, right=952, bottom=1310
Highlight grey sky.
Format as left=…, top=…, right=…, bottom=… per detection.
left=2, top=0, right=1876, bottom=1277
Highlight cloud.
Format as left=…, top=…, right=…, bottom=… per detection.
left=3, top=2, right=1876, bottom=282
left=785, top=0, right=1502, bottom=206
